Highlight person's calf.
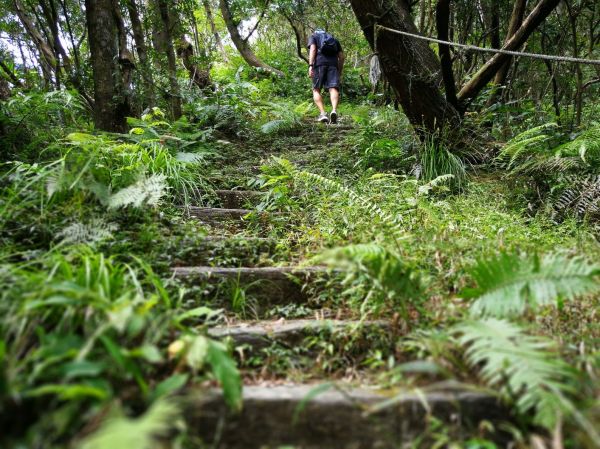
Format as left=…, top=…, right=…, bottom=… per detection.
left=313, top=89, right=326, bottom=115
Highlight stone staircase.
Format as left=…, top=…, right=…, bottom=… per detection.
left=170, top=119, right=505, bottom=448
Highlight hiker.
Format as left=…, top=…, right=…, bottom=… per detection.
left=308, top=29, right=345, bottom=124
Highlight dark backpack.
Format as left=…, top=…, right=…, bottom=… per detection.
left=317, top=32, right=338, bottom=56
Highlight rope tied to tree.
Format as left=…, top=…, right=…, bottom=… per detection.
left=376, top=25, right=600, bottom=66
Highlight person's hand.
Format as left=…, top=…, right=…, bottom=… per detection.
left=308, top=66, right=314, bottom=78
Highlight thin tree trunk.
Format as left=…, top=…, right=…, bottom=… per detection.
left=13, top=0, right=57, bottom=83
left=283, top=12, right=309, bottom=63
left=84, top=0, right=128, bottom=132
left=0, top=58, right=24, bottom=87
left=127, top=0, right=155, bottom=107
left=177, top=39, right=211, bottom=89
left=156, top=0, right=182, bottom=119
left=489, top=0, right=527, bottom=103
left=457, top=0, right=560, bottom=105
left=436, top=0, right=459, bottom=109
left=219, top=0, right=283, bottom=77
left=203, top=0, right=229, bottom=63
left=564, top=0, right=583, bottom=127
left=349, top=0, right=460, bottom=133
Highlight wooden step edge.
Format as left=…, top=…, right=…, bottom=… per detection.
left=208, top=319, right=388, bottom=348
left=184, top=383, right=505, bottom=449
left=172, top=266, right=330, bottom=279
left=215, top=190, right=264, bottom=209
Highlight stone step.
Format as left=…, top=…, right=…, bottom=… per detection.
left=186, top=207, right=283, bottom=227
left=208, top=319, right=388, bottom=350
left=185, top=384, right=505, bottom=449
left=173, top=236, right=276, bottom=266
left=173, top=266, right=331, bottom=309
left=216, top=190, right=263, bottom=209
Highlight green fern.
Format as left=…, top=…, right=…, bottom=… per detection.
left=454, top=319, right=576, bottom=430
left=462, top=252, right=600, bottom=317
left=78, top=398, right=180, bottom=449
left=57, top=219, right=118, bottom=245
left=275, top=158, right=406, bottom=242
left=314, top=244, right=422, bottom=318
left=108, top=174, right=168, bottom=210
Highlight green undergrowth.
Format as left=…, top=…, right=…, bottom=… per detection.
left=2, top=90, right=600, bottom=448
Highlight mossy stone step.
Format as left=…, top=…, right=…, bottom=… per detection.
left=173, top=266, right=331, bottom=307
left=186, top=207, right=281, bottom=227
left=216, top=190, right=263, bottom=209
left=185, top=384, right=505, bottom=449
left=208, top=319, right=388, bottom=350
left=173, top=236, right=276, bottom=266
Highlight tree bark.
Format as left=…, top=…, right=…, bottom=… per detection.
left=155, top=0, right=182, bottom=119
left=219, top=0, right=284, bottom=77
left=457, top=0, right=560, bottom=104
left=177, top=39, right=211, bottom=90
left=283, top=12, right=309, bottom=63
left=203, top=0, right=229, bottom=63
left=84, top=0, right=128, bottom=132
left=349, top=0, right=460, bottom=133
left=436, top=0, right=459, bottom=110
left=0, top=58, right=23, bottom=87
left=489, top=0, right=527, bottom=103
left=13, top=0, right=57, bottom=84
left=127, top=0, right=155, bottom=107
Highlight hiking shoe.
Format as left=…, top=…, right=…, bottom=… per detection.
left=317, top=113, right=329, bottom=124
left=330, top=110, right=338, bottom=124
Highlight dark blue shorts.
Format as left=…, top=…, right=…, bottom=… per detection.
left=312, top=65, right=340, bottom=90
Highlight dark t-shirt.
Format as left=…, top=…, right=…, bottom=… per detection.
left=308, top=33, right=342, bottom=67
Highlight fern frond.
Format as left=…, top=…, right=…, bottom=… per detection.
left=552, top=175, right=600, bottom=220
left=57, top=219, right=118, bottom=245
left=108, top=174, right=168, bottom=209
left=79, top=398, right=180, bottom=449
left=274, top=158, right=406, bottom=242
left=463, top=252, right=600, bottom=317
left=454, top=318, right=575, bottom=430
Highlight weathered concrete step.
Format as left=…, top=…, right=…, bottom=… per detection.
left=216, top=190, right=263, bottom=209
left=173, top=266, right=331, bottom=308
left=208, top=319, right=387, bottom=350
left=186, top=384, right=505, bottom=449
left=173, top=236, right=276, bottom=266
left=186, top=207, right=283, bottom=227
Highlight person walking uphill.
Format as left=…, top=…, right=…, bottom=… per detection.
left=308, top=29, right=345, bottom=124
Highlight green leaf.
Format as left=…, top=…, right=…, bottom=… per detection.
left=150, top=374, right=189, bottom=402
left=463, top=252, right=600, bottom=317
left=206, top=340, right=242, bottom=411
left=454, top=319, right=576, bottom=430
left=62, top=361, right=105, bottom=379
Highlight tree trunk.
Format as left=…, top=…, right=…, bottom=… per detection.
left=436, top=0, right=459, bottom=110
left=489, top=0, right=527, bottom=104
left=283, top=12, right=309, bottom=63
left=457, top=0, right=560, bottom=104
left=127, top=0, right=155, bottom=107
left=349, top=0, right=460, bottom=133
left=219, top=0, right=284, bottom=77
left=177, top=39, right=211, bottom=90
left=13, top=0, right=57, bottom=84
left=155, top=0, right=182, bottom=119
left=0, top=58, right=23, bottom=87
left=203, top=0, right=229, bottom=63
left=84, top=0, right=128, bottom=132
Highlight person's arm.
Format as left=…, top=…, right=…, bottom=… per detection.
left=337, top=50, right=345, bottom=78
left=308, top=44, right=317, bottom=78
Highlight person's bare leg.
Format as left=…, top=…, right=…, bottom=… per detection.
left=313, top=88, right=326, bottom=115
left=330, top=88, right=339, bottom=112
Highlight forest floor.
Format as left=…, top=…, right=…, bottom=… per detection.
left=165, top=104, right=600, bottom=447
left=3, top=96, right=599, bottom=449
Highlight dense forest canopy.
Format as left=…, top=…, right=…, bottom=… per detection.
left=0, top=0, right=599, bottom=448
